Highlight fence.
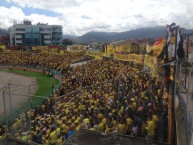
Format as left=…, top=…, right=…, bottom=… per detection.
left=177, top=59, right=193, bottom=145
left=0, top=136, right=39, bottom=145
left=62, top=129, right=169, bottom=145
left=0, top=63, right=63, bottom=94
left=0, top=63, right=62, bottom=140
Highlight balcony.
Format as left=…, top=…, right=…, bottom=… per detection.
left=44, top=35, right=51, bottom=39
left=40, top=30, right=51, bottom=34
left=15, top=35, right=22, bottom=38
left=44, top=40, right=51, bottom=44
left=15, top=31, right=25, bottom=33
left=15, top=40, right=22, bottom=43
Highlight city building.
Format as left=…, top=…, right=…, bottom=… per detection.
left=9, top=21, right=63, bottom=46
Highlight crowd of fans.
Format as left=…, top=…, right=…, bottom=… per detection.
left=0, top=51, right=169, bottom=145
left=0, top=52, right=91, bottom=72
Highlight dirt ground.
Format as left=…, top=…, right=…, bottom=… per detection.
left=0, top=71, right=38, bottom=121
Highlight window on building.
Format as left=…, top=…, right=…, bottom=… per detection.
left=15, top=28, right=25, bottom=31
left=25, top=33, right=31, bottom=38
left=40, top=28, right=51, bottom=32
left=25, top=27, right=32, bottom=32
left=16, top=38, right=22, bottom=40
left=33, top=33, right=39, bottom=38
left=33, top=27, right=40, bottom=33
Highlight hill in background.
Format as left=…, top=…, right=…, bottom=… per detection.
left=1, top=26, right=193, bottom=43
left=76, top=27, right=193, bottom=43
left=0, top=28, right=8, bottom=35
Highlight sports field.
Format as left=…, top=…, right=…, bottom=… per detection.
left=7, top=70, right=59, bottom=107
left=0, top=70, right=59, bottom=123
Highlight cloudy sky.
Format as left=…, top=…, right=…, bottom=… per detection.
left=0, top=0, right=193, bottom=35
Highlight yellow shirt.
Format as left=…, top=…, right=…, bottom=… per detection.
left=102, top=118, right=107, bottom=125
left=126, top=118, right=132, bottom=131
left=99, top=122, right=105, bottom=131
left=57, top=137, right=63, bottom=145
left=49, top=131, right=57, bottom=144
left=145, top=120, right=155, bottom=137
left=152, top=115, right=159, bottom=129
left=56, top=127, right=61, bottom=136
left=75, top=125, right=80, bottom=131
left=43, top=139, right=49, bottom=145
left=61, top=124, right=68, bottom=133
left=46, top=129, right=50, bottom=136
left=117, top=123, right=126, bottom=134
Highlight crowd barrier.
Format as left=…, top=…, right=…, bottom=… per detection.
left=177, top=59, right=193, bottom=145
left=0, top=136, right=39, bottom=145
left=62, top=129, right=169, bottom=145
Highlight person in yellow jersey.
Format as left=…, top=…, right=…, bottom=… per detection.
left=98, top=118, right=105, bottom=132
left=126, top=116, right=133, bottom=135
left=61, top=120, right=68, bottom=140
left=56, top=123, right=61, bottom=136
left=49, top=126, right=57, bottom=145
left=45, top=124, right=51, bottom=136
left=56, top=134, right=63, bottom=145
left=152, top=112, right=159, bottom=129
left=145, top=115, right=155, bottom=140
left=117, top=119, right=126, bottom=134
left=152, top=112, right=159, bottom=140
left=43, top=135, right=50, bottom=145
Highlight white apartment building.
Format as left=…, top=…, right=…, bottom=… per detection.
left=9, top=21, right=63, bottom=46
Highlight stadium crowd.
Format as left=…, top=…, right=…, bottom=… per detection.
left=0, top=52, right=91, bottom=72
left=0, top=52, right=169, bottom=145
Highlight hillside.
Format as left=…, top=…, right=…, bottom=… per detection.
left=0, top=28, right=8, bottom=35
left=75, top=26, right=193, bottom=43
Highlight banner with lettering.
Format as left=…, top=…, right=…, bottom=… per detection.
left=86, top=51, right=104, bottom=57
left=39, top=46, right=48, bottom=53
left=114, top=53, right=143, bottom=63
left=106, top=45, right=114, bottom=54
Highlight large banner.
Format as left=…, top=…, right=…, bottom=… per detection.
left=69, top=45, right=86, bottom=50
left=86, top=51, right=103, bottom=57
left=106, top=45, right=114, bottom=54
left=144, top=55, right=158, bottom=77
left=68, top=50, right=85, bottom=55
left=144, top=55, right=157, bottom=68
left=38, top=46, right=48, bottom=53
left=86, top=51, right=103, bottom=60
left=114, top=53, right=143, bottom=63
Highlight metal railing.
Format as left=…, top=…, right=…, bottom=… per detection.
left=62, top=129, right=169, bottom=145
left=0, top=63, right=63, bottom=139
left=177, top=59, right=193, bottom=145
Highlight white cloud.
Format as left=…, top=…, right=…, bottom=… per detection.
left=0, top=6, right=25, bottom=28
left=1, top=0, right=193, bottom=35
